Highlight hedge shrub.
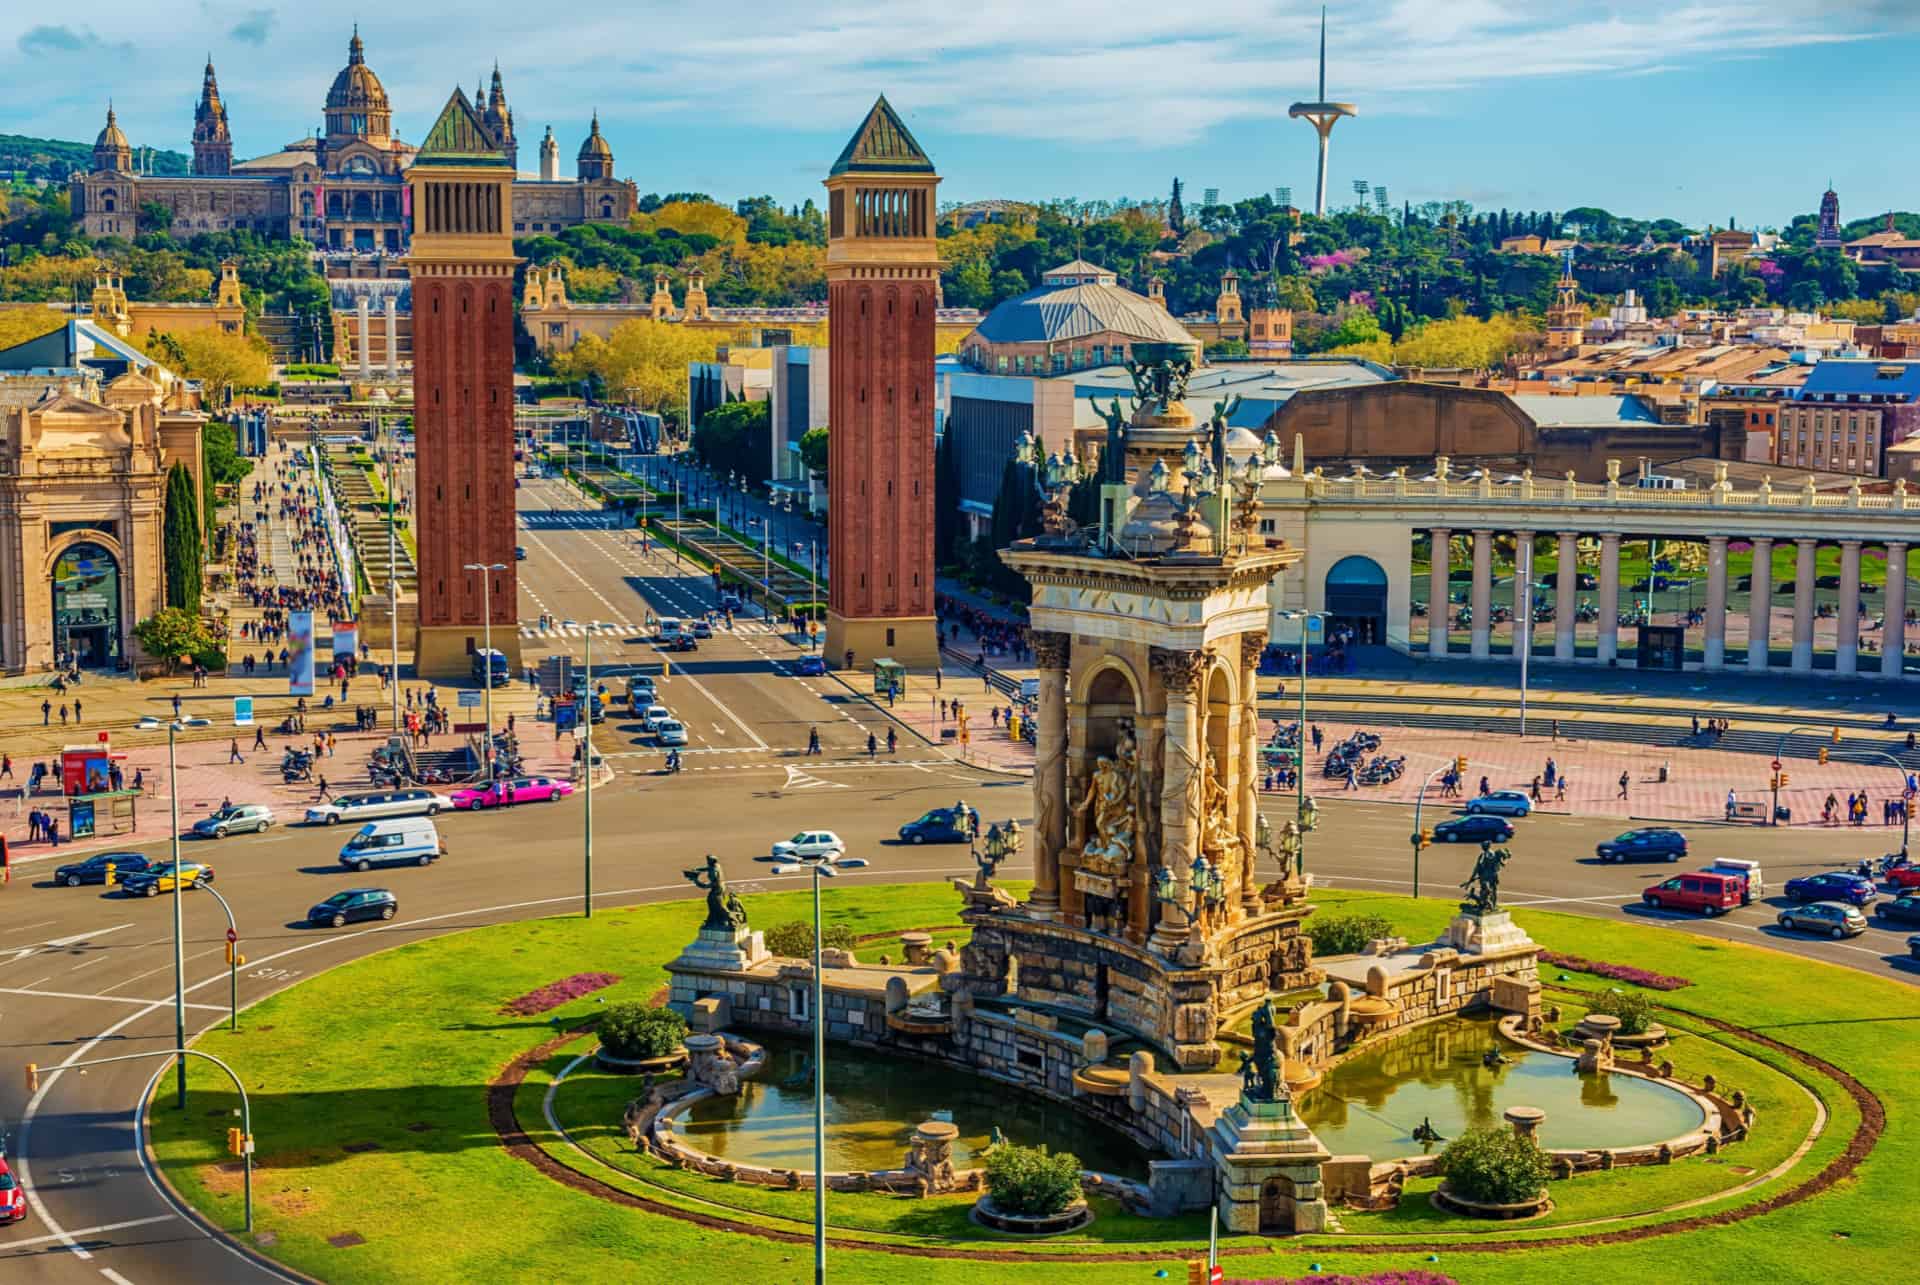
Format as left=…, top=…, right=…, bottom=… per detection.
left=597, top=1003, right=688, bottom=1060
left=1437, top=1126, right=1550, bottom=1204
left=764, top=920, right=858, bottom=959
left=983, top=1144, right=1082, bottom=1216
left=1308, top=912, right=1396, bottom=957
left=1585, top=988, right=1655, bottom=1036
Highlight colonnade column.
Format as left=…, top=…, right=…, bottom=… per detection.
left=1791, top=539, right=1817, bottom=672
left=1239, top=633, right=1267, bottom=913
left=1836, top=540, right=1862, bottom=676
left=1026, top=630, right=1070, bottom=921
left=355, top=295, right=371, bottom=381
left=1428, top=529, right=1451, bottom=657
left=384, top=296, right=400, bottom=378
left=1596, top=533, right=1621, bottom=664
left=1152, top=645, right=1205, bottom=895
left=1884, top=543, right=1909, bottom=679
left=1511, top=531, right=1535, bottom=661
left=1747, top=537, right=1774, bottom=671
left=1703, top=535, right=1729, bottom=669
left=1554, top=531, right=1577, bottom=661
left=1469, top=529, right=1493, bottom=660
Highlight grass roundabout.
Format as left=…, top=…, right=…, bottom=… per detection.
left=146, top=884, right=1910, bottom=1283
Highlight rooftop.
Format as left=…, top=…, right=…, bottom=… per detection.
left=1793, top=358, right=1920, bottom=400
left=1507, top=393, right=1663, bottom=428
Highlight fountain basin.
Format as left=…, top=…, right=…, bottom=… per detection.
left=1299, top=1016, right=1706, bottom=1159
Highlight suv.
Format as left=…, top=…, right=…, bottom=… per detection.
left=190, top=804, right=275, bottom=838
left=1642, top=872, right=1743, bottom=916
left=1596, top=828, right=1687, bottom=863
left=304, top=789, right=442, bottom=826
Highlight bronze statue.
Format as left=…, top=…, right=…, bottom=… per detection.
left=1460, top=842, right=1512, bottom=916
left=1244, top=997, right=1282, bottom=1103
left=1091, top=394, right=1133, bottom=486
left=684, top=854, right=747, bottom=931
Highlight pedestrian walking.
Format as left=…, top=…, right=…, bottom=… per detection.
left=1618, top=771, right=1630, bottom=800
left=71, top=698, right=81, bottom=723
left=58, top=704, right=68, bottom=726
left=887, top=727, right=898, bottom=755
left=254, top=725, right=267, bottom=751
left=172, top=693, right=183, bottom=718
left=0, top=753, right=11, bottom=781
left=867, top=732, right=878, bottom=758
left=1530, top=776, right=1542, bottom=803
left=1555, top=776, right=1567, bottom=803
left=229, top=738, right=244, bottom=764
left=314, top=774, right=330, bottom=800
left=1551, top=718, right=1559, bottom=742
left=41, top=699, right=51, bottom=726
left=46, top=816, right=59, bottom=847
left=807, top=726, right=821, bottom=756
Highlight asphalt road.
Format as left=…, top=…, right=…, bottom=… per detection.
left=3, top=478, right=1914, bottom=1284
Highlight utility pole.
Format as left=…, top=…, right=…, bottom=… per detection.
left=583, top=621, right=597, bottom=917
left=168, top=720, right=187, bottom=1108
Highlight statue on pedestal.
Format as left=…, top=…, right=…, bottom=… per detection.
left=1237, top=997, right=1284, bottom=1104
left=685, top=854, right=747, bottom=931
left=1073, top=728, right=1140, bottom=880
left=1460, top=843, right=1511, bottom=916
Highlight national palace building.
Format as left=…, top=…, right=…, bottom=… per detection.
left=69, top=28, right=636, bottom=252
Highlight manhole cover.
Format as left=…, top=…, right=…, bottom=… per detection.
left=406, top=1122, right=433, bottom=1133
left=328, top=1232, right=366, bottom=1249
left=342, top=1141, right=382, bottom=1154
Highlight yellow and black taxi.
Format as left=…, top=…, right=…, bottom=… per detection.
left=119, top=861, right=215, bottom=897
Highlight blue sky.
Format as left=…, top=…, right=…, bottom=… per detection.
left=4, top=1, right=1913, bottom=229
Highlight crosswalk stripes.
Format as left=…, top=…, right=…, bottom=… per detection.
left=517, top=620, right=639, bottom=639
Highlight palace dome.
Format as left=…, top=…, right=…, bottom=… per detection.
left=326, top=29, right=389, bottom=113
left=95, top=108, right=130, bottom=153
left=577, top=114, right=613, bottom=162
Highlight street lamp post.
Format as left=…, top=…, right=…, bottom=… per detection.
left=198, top=882, right=241, bottom=1032
left=771, top=853, right=870, bottom=1285
left=1518, top=538, right=1533, bottom=738
left=383, top=413, right=401, bottom=735
left=1409, top=762, right=1453, bottom=900
left=582, top=621, right=600, bottom=916
left=168, top=719, right=187, bottom=1109
left=1278, top=609, right=1330, bottom=876
left=463, top=562, right=507, bottom=782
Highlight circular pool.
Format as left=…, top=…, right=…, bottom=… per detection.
left=676, top=1035, right=1152, bottom=1177
left=1299, top=1015, right=1705, bottom=1156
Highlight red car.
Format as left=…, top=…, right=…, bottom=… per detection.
left=1642, top=871, right=1744, bottom=917
left=1886, top=864, right=1920, bottom=891
left=448, top=776, right=574, bottom=810
left=0, top=1156, right=27, bottom=1223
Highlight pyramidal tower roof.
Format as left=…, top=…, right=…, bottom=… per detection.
left=415, top=87, right=506, bottom=166
left=829, top=95, right=933, bottom=176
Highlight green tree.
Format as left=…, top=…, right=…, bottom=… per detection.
left=162, top=463, right=203, bottom=610
left=596, top=1003, right=688, bottom=1060
left=798, top=425, right=829, bottom=476
left=983, top=1145, right=1082, bottom=1216
left=987, top=457, right=1041, bottom=600
left=690, top=398, right=767, bottom=482
left=1438, top=1126, right=1551, bottom=1205
left=132, top=606, right=213, bottom=673
left=934, top=428, right=960, bottom=567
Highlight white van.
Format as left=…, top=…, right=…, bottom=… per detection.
left=338, top=818, right=445, bottom=871
left=1701, top=858, right=1763, bottom=904
left=655, top=617, right=682, bottom=641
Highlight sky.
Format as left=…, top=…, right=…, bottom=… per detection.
left=4, top=0, right=1917, bottom=230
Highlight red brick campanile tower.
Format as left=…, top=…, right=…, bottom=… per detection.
left=822, top=97, right=941, bottom=670
left=406, top=89, right=523, bottom=677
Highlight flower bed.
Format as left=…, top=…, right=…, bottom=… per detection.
left=1230, top=1274, right=1457, bottom=1285
left=501, top=972, right=621, bottom=1016
left=1539, top=951, right=1690, bottom=991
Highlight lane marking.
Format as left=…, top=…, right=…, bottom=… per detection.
left=0, top=987, right=230, bottom=1013
left=0, top=1216, right=175, bottom=1254
left=101, top=1269, right=138, bottom=1285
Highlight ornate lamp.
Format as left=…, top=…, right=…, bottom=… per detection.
left=1146, top=458, right=1172, bottom=496
left=1181, top=437, right=1203, bottom=482
left=1189, top=854, right=1213, bottom=900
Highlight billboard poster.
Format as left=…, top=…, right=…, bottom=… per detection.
left=288, top=611, right=316, bottom=697
left=333, top=620, right=359, bottom=660
left=234, top=696, right=254, bottom=726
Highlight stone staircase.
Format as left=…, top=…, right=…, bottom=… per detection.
left=254, top=312, right=311, bottom=364
left=323, top=444, right=417, bottom=598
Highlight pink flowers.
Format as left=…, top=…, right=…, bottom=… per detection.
left=1304, top=250, right=1358, bottom=271
left=1539, top=950, right=1691, bottom=991
left=502, top=972, right=622, bottom=1016
left=1230, top=1273, right=1456, bottom=1285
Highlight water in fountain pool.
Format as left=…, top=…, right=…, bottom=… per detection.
left=678, top=1035, right=1154, bottom=1177
left=1298, top=1015, right=1706, bottom=1157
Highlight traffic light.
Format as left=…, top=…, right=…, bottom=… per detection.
left=1779, top=772, right=1791, bottom=788
left=225, top=940, right=237, bottom=966
left=25, top=1063, right=38, bottom=1093
left=1832, top=726, right=1842, bottom=744
left=1454, top=755, right=1469, bottom=776
left=227, top=1128, right=244, bottom=1156
left=104, top=860, right=117, bottom=887
left=1818, top=747, right=1829, bottom=765
left=1412, top=828, right=1433, bottom=849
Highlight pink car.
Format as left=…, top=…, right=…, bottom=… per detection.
left=449, top=776, right=574, bottom=810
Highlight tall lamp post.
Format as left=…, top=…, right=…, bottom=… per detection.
left=770, top=852, right=870, bottom=1285
left=167, top=718, right=187, bottom=1108
left=1277, top=609, right=1330, bottom=875
left=463, top=562, right=507, bottom=782
left=382, top=412, right=402, bottom=734
left=582, top=621, right=602, bottom=916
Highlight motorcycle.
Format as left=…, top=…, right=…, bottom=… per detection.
left=663, top=750, right=682, bottom=774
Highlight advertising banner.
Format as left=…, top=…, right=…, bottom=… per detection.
left=234, top=696, right=254, bottom=726
left=333, top=621, right=359, bottom=660
left=288, top=611, right=316, bottom=697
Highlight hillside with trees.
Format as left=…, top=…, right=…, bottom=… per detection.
left=0, top=133, right=189, bottom=181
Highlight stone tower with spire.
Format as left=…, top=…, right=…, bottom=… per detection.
left=1816, top=186, right=1842, bottom=250
left=192, top=57, right=232, bottom=176
left=539, top=126, right=559, bottom=182
left=483, top=63, right=517, bottom=171
left=822, top=95, right=942, bottom=668
left=1546, top=248, right=1585, bottom=352
left=405, top=86, right=522, bottom=677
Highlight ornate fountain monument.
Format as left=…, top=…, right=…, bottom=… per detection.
left=953, top=343, right=1320, bottom=1072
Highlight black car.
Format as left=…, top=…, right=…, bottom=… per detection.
left=664, top=634, right=698, bottom=652
left=1432, top=815, right=1514, bottom=844
left=307, top=888, right=398, bottom=928
left=1595, top=828, right=1688, bottom=863
left=1874, top=895, right=1920, bottom=927
left=898, top=808, right=973, bottom=844
left=52, top=851, right=152, bottom=887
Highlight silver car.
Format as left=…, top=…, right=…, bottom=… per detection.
left=1776, top=900, right=1867, bottom=939
left=191, top=804, right=275, bottom=838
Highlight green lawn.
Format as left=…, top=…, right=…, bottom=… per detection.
left=144, top=884, right=1911, bottom=1283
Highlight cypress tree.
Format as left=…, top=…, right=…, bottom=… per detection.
left=934, top=427, right=960, bottom=568
left=163, top=462, right=203, bottom=610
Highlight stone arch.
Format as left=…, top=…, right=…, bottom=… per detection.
left=1326, top=553, right=1389, bottom=645
left=46, top=534, right=130, bottom=669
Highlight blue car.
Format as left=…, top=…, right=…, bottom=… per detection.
left=1782, top=871, right=1876, bottom=906
left=1465, top=790, right=1532, bottom=818
left=794, top=655, right=828, bottom=677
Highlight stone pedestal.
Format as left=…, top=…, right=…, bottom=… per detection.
left=1209, top=1095, right=1332, bottom=1235
left=684, top=1033, right=741, bottom=1095
left=671, top=926, right=768, bottom=972
left=1443, top=910, right=1533, bottom=957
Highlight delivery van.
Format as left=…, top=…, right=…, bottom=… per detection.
left=339, top=818, right=445, bottom=871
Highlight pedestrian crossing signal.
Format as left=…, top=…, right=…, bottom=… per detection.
left=25, top=1063, right=38, bottom=1093
left=1832, top=726, right=1842, bottom=744
left=227, top=1127, right=244, bottom=1156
